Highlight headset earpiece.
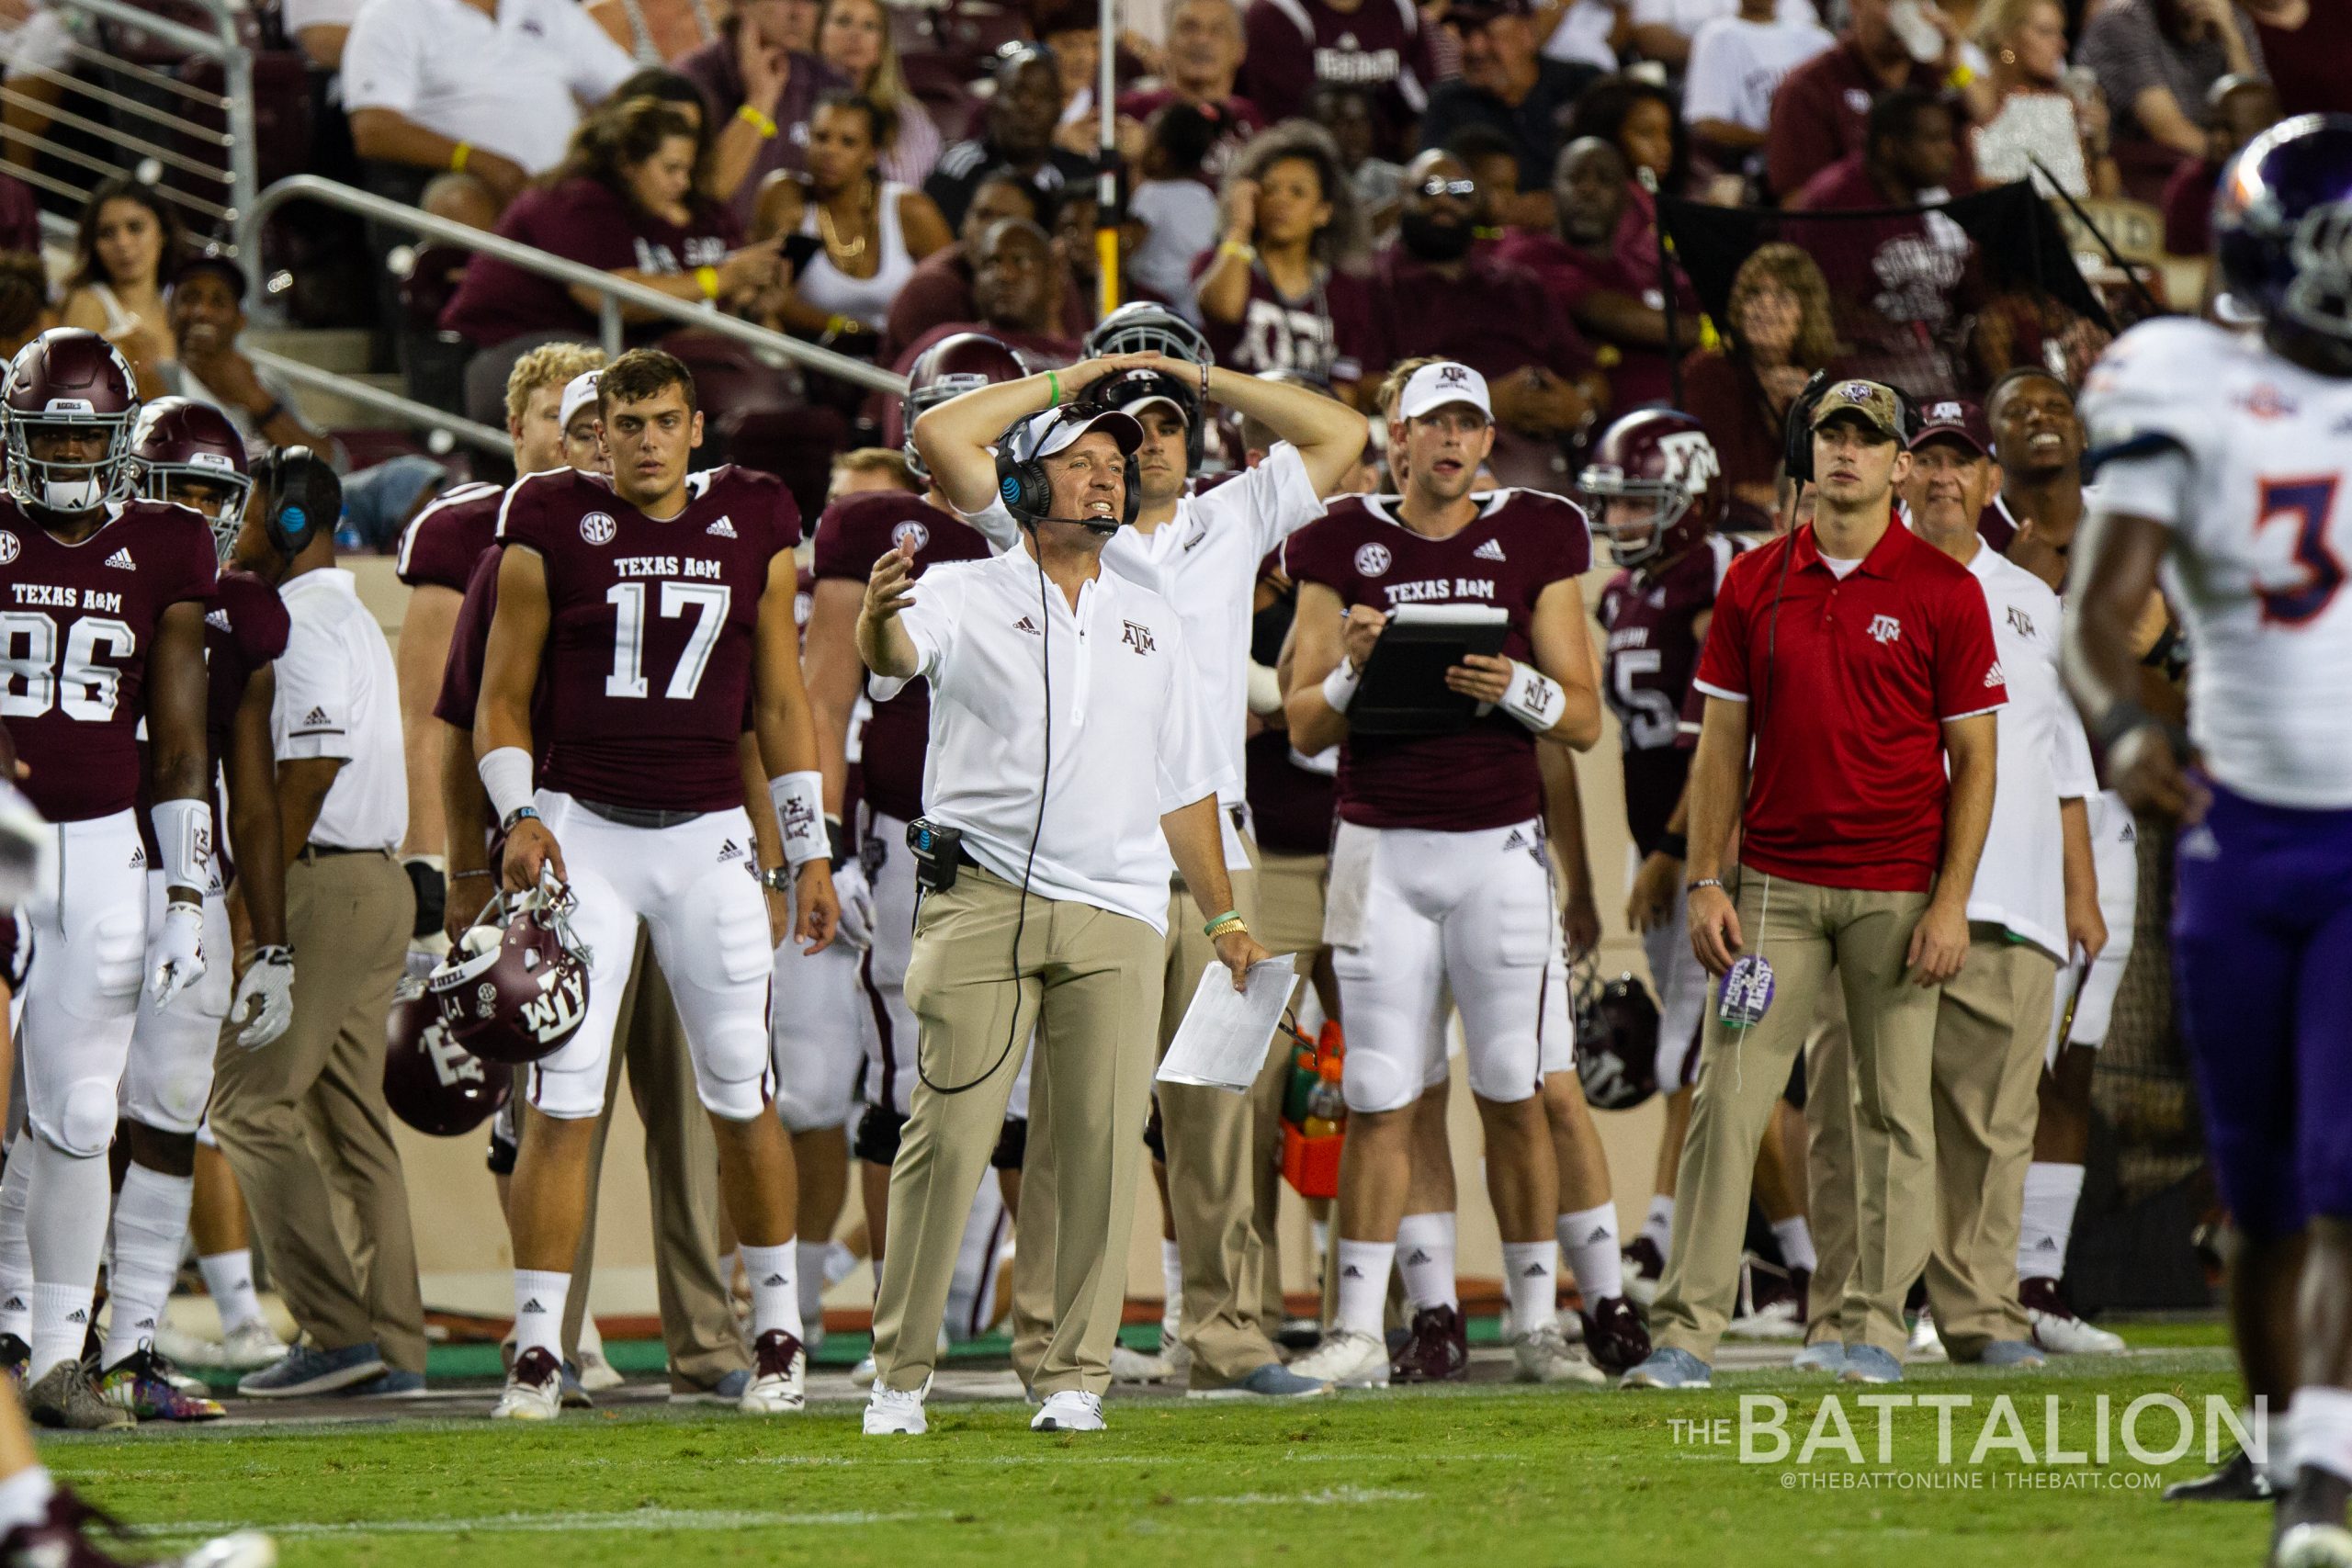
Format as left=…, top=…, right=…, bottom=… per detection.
left=1781, top=369, right=1836, bottom=485
left=253, top=446, right=339, bottom=558
left=992, top=414, right=1144, bottom=529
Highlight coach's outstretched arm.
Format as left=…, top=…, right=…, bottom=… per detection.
left=910, top=350, right=1162, bottom=533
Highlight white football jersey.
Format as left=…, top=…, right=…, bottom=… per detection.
left=2080, top=317, right=2352, bottom=809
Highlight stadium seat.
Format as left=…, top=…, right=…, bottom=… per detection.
left=723, top=404, right=852, bottom=523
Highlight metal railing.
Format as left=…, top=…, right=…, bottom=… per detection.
left=245, top=345, right=514, bottom=458
left=1, top=0, right=254, bottom=242
left=243, top=175, right=909, bottom=397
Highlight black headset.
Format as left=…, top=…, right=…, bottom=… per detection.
left=993, top=411, right=1141, bottom=531
left=252, top=445, right=340, bottom=558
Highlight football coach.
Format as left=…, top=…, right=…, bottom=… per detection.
left=855, top=355, right=1271, bottom=1438
left=1625, top=380, right=2007, bottom=1391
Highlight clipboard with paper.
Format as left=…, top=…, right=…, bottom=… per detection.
left=1348, top=603, right=1510, bottom=735
left=1155, top=954, right=1299, bottom=1092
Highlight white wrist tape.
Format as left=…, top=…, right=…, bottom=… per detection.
left=152, top=797, right=213, bottom=892
left=478, top=746, right=536, bottom=827
left=1320, top=659, right=1362, bottom=715
left=769, top=771, right=827, bottom=869
left=1498, top=659, right=1567, bottom=734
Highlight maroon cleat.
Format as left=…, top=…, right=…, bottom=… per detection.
left=1577, top=1294, right=1652, bottom=1374
left=1622, top=1236, right=1666, bottom=1305
left=1388, top=1304, right=1469, bottom=1383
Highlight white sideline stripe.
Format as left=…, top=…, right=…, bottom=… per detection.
left=733, top=1451, right=1534, bottom=1468
left=139, top=1509, right=938, bottom=1540
left=1191, top=1487, right=1427, bottom=1506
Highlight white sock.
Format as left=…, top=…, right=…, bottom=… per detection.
left=0, top=1466, right=53, bottom=1533
left=577, top=1312, right=604, bottom=1357
left=0, top=1152, right=30, bottom=1343
left=1770, top=1215, right=1819, bottom=1275
left=1159, top=1237, right=1183, bottom=1338
left=512, top=1269, right=570, bottom=1363
left=2018, top=1162, right=2083, bottom=1280
left=2293, top=1387, right=2352, bottom=1484
left=796, top=1241, right=830, bottom=1341
left=717, top=1249, right=739, bottom=1293
left=1333, top=1239, right=1395, bottom=1337
left=26, top=1143, right=108, bottom=1380
left=1394, top=1212, right=1458, bottom=1311
left=1556, top=1203, right=1623, bottom=1302
left=101, top=1165, right=192, bottom=1369
left=198, top=1249, right=266, bottom=1336
left=1641, top=1194, right=1674, bottom=1251
left=1502, top=1241, right=1556, bottom=1337
left=741, top=1243, right=804, bottom=1342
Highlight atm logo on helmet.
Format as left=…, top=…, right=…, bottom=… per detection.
left=521, top=968, right=588, bottom=1043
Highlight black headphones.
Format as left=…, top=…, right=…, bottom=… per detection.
left=993, top=412, right=1141, bottom=531
left=1780, top=372, right=1920, bottom=483
left=252, top=445, right=340, bottom=558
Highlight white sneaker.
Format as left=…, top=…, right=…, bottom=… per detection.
left=2022, top=1279, right=2127, bottom=1354
left=1510, top=1323, right=1608, bottom=1386
left=864, top=1383, right=928, bottom=1436
left=492, top=1348, right=563, bottom=1420
left=851, top=1353, right=878, bottom=1389
left=576, top=1347, right=624, bottom=1393
left=1726, top=1296, right=1804, bottom=1341
left=1030, top=1390, right=1105, bottom=1432
left=217, top=1320, right=290, bottom=1372
left=738, top=1330, right=806, bottom=1414
left=154, top=1322, right=224, bottom=1370
left=1283, top=1327, right=1389, bottom=1389
left=1908, top=1309, right=1947, bottom=1360
left=1162, top=1332, right=1192, bottom=1379
left=1110, top=1344, right=1173, bottom=1383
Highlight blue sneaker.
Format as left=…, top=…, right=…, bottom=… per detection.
left=238, top=1341, right=386, bottom=1398
left=350, top=1368, right=428, bottom=1398
left=560, top=1360, right=592, bottom=1409
left=1838, top=1344, right=1904, bottom=1384
left=1975, top=1340, right=2046, bottom=1369
left=1188, top=1361, right=1329, bottom=1400
left=1621, top=1348, right=1712, bottom=1390
left=668, top=1368, right=752, bottom=1405
left=1792, top=1341, right=1847, bottom=1375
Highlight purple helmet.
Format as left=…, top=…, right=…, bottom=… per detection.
left=3, top=328, right=140, bottom=513
left=130, top=396, right=252, bottom=560
left=2214, top=113, right=2352, bottom=365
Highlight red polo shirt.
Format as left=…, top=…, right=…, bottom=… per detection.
left=1693, top=516, right=2005, bottom=893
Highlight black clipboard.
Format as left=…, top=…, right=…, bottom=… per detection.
left=1349, top=604, right=1510, bottom=736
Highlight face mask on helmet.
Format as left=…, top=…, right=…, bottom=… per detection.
left=1084, top=303, right=1215, bottom=367
left=141, top=462, right=255, bottom=563
left=901, top=373, right=993, bottom=481
left=1579, top=468, right=1691, bottom=567
left=9, top=413, right=133, bottom=515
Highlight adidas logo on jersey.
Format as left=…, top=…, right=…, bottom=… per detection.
left=206, top=609, right=231, bottom=632
left=718, top=839, right=745, bottom=863
left=1013, top=615, right=1040, bottom=636
left=303, top=707, right=331, bottom=727
left=1473, top=538, right=1508, bottom=562
left=1501, top=829, right=1529, bottom=852
left=104, top=548, right=134, bottom=571
left=129, top=845, right=146, bottom=869
left=707, top=516, right=739, bottom=538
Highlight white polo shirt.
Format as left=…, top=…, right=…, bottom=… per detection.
left=1960, top=536, right=2096, bottom=958
left=964, top=443, right=1328, bottom=869
left=343, top=0, right=636, bottom=174
left=874, top=545, right=1230, bottom=932
left=274, top=568, right=409, bottom=852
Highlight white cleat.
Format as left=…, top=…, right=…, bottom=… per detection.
left=1511, top=1323, right=1609, bottom=1386
left=1908, top=1309, right=1947, bottom=1360
left=153, top=1322, right=225, bottom=1370
left=576, top=1346, right=624, bottom=1393
left=739, top=1330, right=807, bottom=1414
left=216, top=1320, right=291, bottom=1372
left=1111, top=1344, right=1174, bottom=1383
left=492, top=1348, right=564, bottom=1420
left=1725, top=1297, right=1804, bottom=1341
left=1283, top=1327, right=1389, bottom=1389
left=2278, top=1523, right=2352, bottom=1568
left=2021, top=1279, right=2127, bottom=1354
left=1030, top=1390, right=1105, bottom=1432
left=175, top=1531, right=278, bottom=1568
left=863, top=1382, right=928, bottom=1436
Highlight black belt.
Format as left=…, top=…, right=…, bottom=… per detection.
left=300, top=843, right=388, bottom=861
left=575, top=798, right=710, bottom=830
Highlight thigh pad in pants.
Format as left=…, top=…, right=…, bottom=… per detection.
left=119, top=877, right=232, bottom=1134
left=20, top=811, right=147, bottom=1155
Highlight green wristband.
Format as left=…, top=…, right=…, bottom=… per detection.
left=1046, top=370, right=1062, bottom=408
left=1202, top=908, right=1239, bottom=937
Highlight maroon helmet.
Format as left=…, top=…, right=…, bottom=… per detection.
left=902, top=332, right=1027, bottom=482
left=1578, top=409, right=1725, bottom=569
left=1573, top=963, right=1660, bottom=1111
left=385, top=976, right=512, bottom=1135
left=3, top=327, right=140, bottom=513
left=130, top=397, right=253, bottom=561
left=426, top=883, right=591, bottom=1066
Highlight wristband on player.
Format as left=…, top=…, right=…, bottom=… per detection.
left=769, top=771, right=828, bottom=869
left=1498, top=659, right=1567, bottom=734
left=825, top=812, right=852, bottom=871
left=1320, top=659, right=1362, bottom=714
left=152, top=796, right=213, bottom=894
left=502, top=805, right=541, bottom=835
left=1656, top=831, right=1688, bottom=860
left=479, top=746, right=537, bottom=829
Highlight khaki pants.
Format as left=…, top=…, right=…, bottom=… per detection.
left=1808, top=931, right=2055, bottom=1358
left=1651, top=874, right=1938, bottom=1359
left=210, top=850, right=424, bottom=1371
left=1252, top=850, right=1328, bottom=965
left=872, top=866, right=1160, bottom=1397
left=560, top=931, right=748, bottom=1389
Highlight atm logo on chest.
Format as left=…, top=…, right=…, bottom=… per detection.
left=1384, top=577, right=1495, bottom=606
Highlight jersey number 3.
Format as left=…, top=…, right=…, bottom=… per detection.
left=2256, top=476, right=2344, bottom=626
left=605, top=581, right=730, bottom=699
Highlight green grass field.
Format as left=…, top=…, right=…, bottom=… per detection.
left=50, top=1325, right=2277, bottom=1568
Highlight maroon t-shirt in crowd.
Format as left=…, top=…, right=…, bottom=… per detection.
left=1239, top=0, right=1435, bottom=150
left=1765, top=39, right=1969, bottom=202
left=1494, top=224, right=1693, bottom=412
left=676, top=40, right=849, bottom=229
left=1115, top=88, right=1269, bottom=186
left=0, top=173, right=39, bottom=256
left=0, top=500, right=218, bottom=822
left=441, top=177, right=744, bottom=348
left=1362, top=245, right=1591, bottom=388
left=1598, top=535, right=1744, bottom=858
left=496, top=465, right=798, bottom=813
left=137, top=567, right=288, bottom=875
left=1191, top=256, right=1375, bottom=388
left=1280, top=489, right=1592, bottom=831
left=808, top=490, right=989, bottom=825
left=396, top=480, right=505, bottom=594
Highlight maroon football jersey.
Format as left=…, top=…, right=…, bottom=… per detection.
left=496, top=465, right=799, bottom=813
left=0, top=499, right=217, bottom=822
left=1598, top=534, right=1744, bottom=858
left=1192, top=258, right=1375, bottom=388
left=1244, top=728, right=1336, bottom=855
left=1281, top=490, right=1591, bottom=831
left=396, top=481, right=504, bottom=594
left=808, top=490, right=989, bottom=825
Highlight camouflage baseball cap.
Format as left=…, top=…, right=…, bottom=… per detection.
left=1809, top=378, right=1904, bottom=442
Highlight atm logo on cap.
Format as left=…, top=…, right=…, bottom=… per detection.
left=1928, top=400, right=1964, bottom=423
left=1841, top=382, right=1875, bottom=402
left=1438, top=365, right=1472, bottom=386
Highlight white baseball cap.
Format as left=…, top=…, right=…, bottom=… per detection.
left=559, top=370, right=602, bottom=433
left=1006, top=405, right=1145, bottom=463
left=1396, top=361, right=1493, bottom=423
